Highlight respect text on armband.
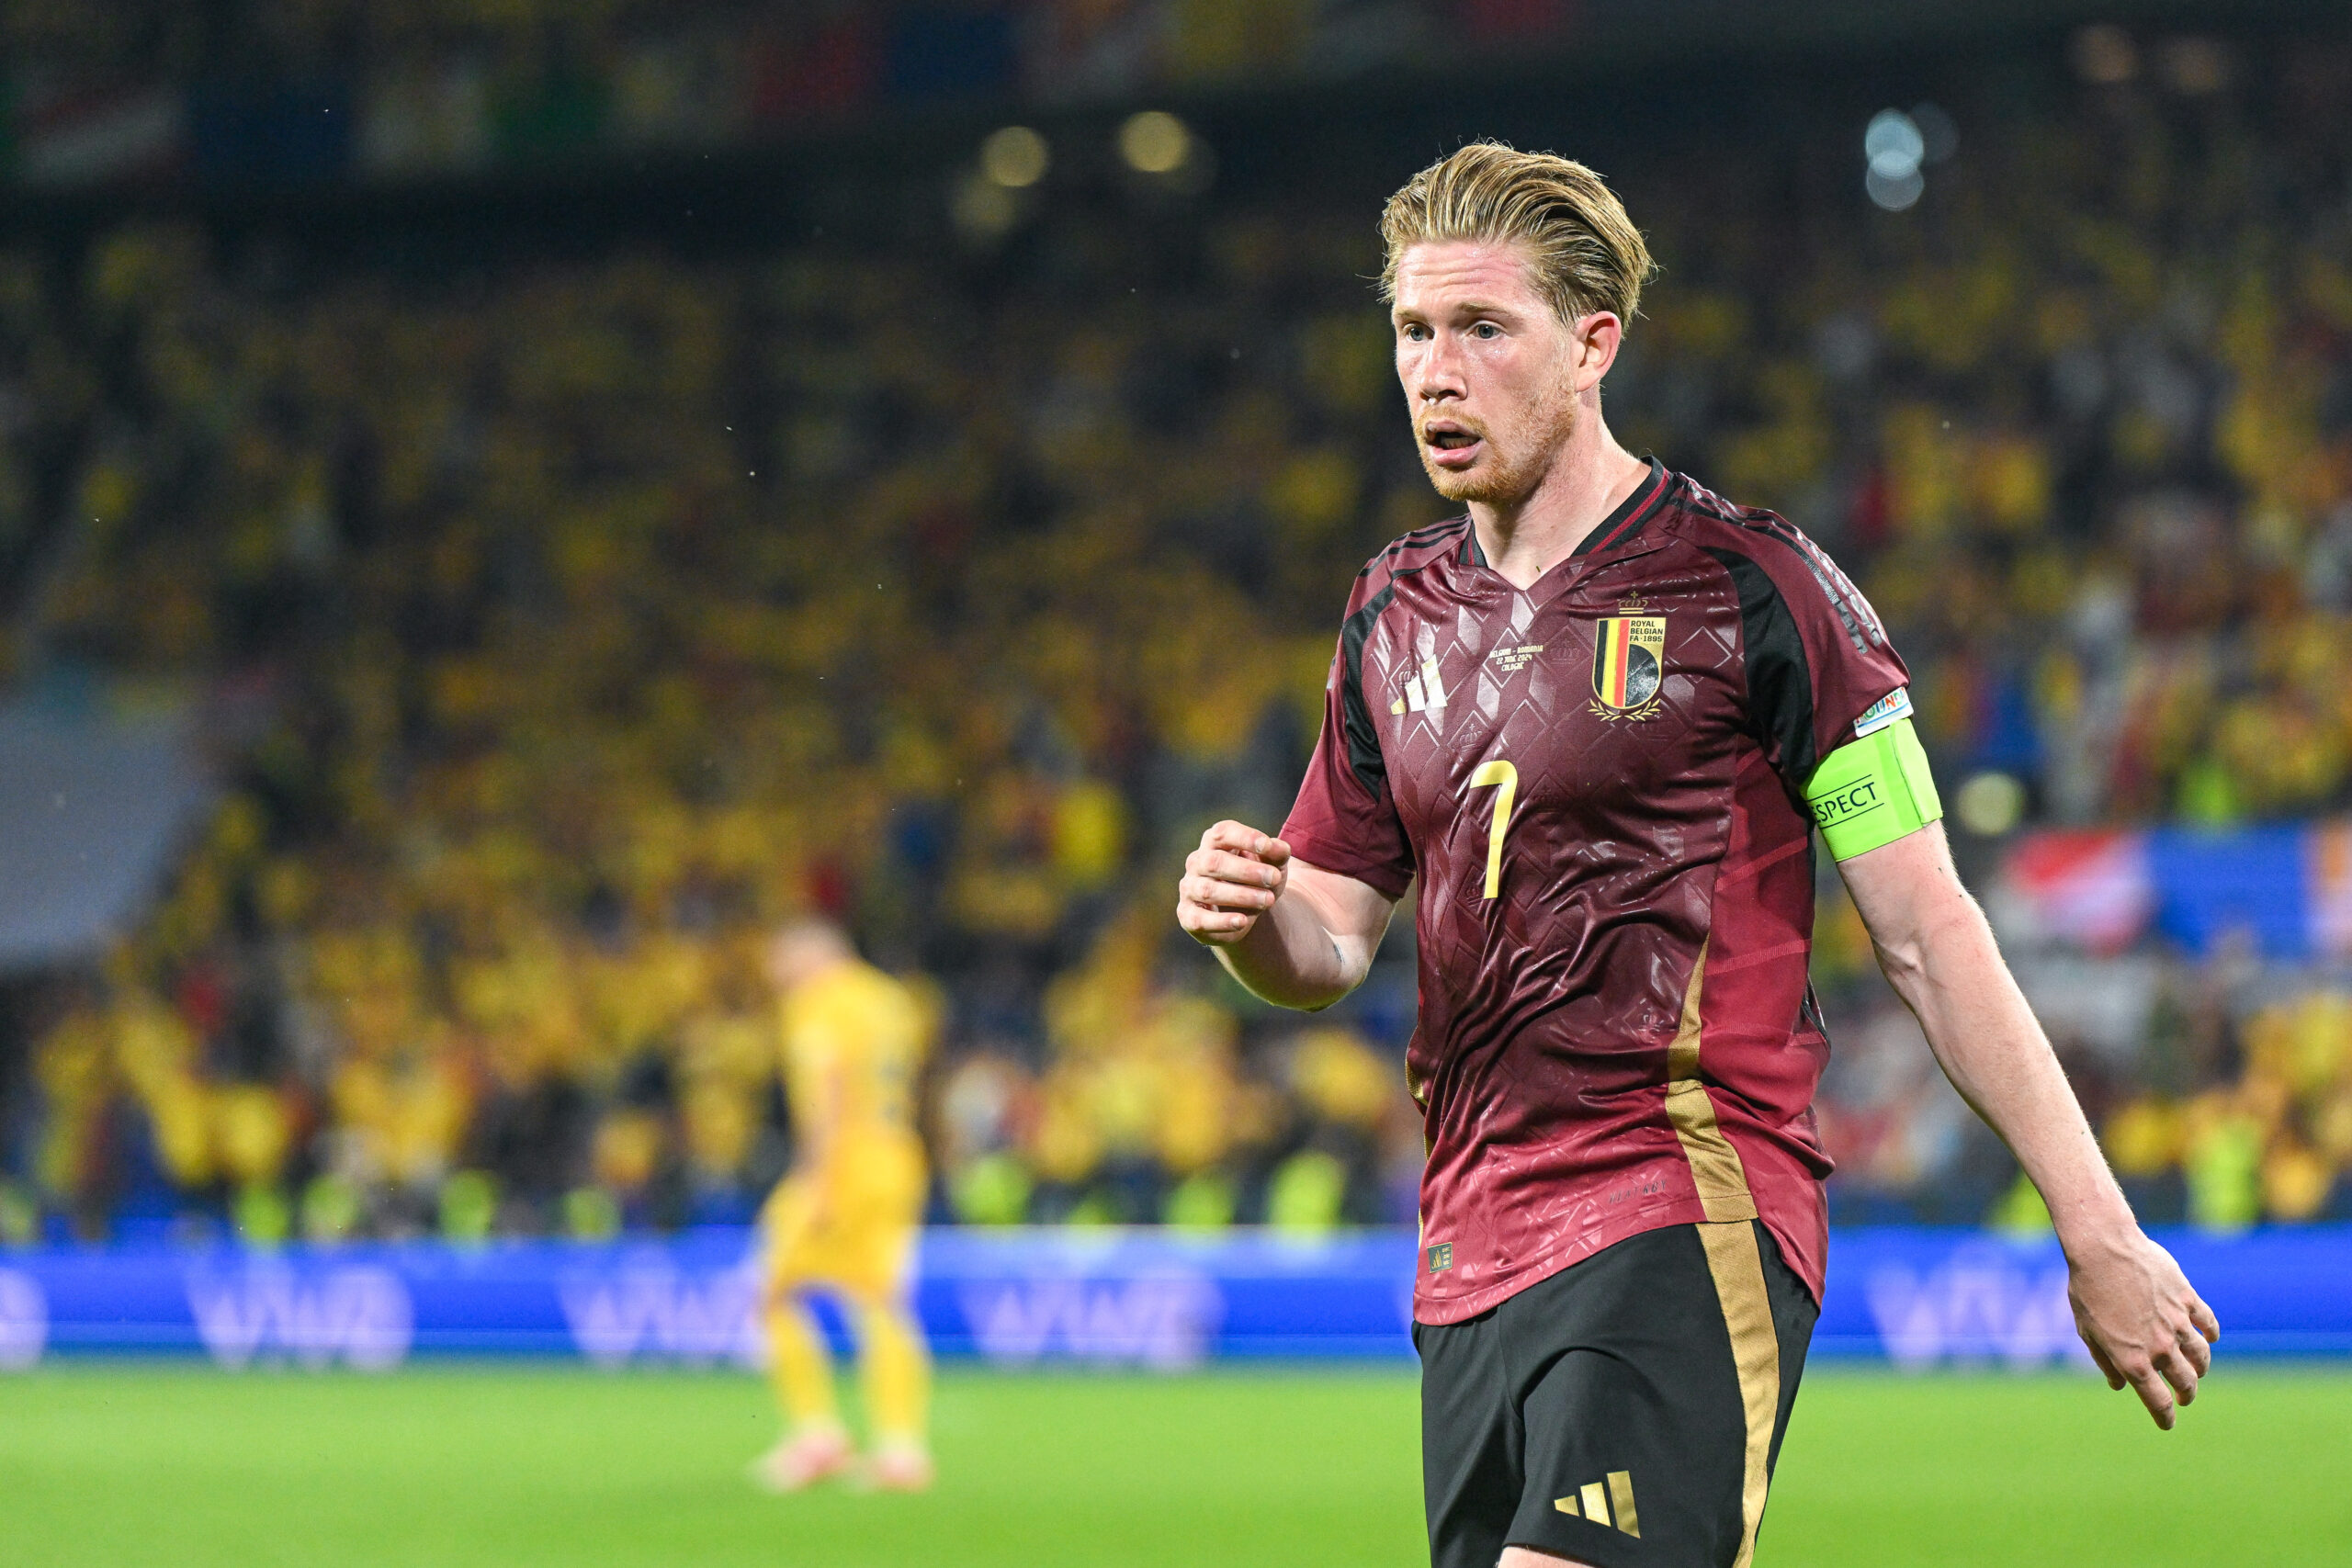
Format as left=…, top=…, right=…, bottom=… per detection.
left=1810, top=777, right=1884, bottom=830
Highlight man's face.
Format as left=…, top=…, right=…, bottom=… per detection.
left=1391, top=241, right=1589, bottom=507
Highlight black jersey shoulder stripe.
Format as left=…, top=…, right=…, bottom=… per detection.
left=1776, top=527, right=1879, bottom=653
left=1703, top=546, right=1819, bottom=788
left=1355, top=515, right=1473, bottom=579
left=1679, top=488, right=1882, bottom=654
left=1338, top=582, right=1399, bottom=796
left=1399, top=514, right=1472, bottom=543
left=1736, top=509, right=1884, bottom=649
left=1336, top=524, right=1467, bottom=789
left=1675, top=480, right=1883, bottom=650
left=1790, top=525, right=1885, bottom=648
left=1337, top=549, right=1451, bottom=798
left=1391, top=514, right=1474, bottom=550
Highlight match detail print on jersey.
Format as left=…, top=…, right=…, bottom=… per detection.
left=1590, top=615, right=1666, bottom=718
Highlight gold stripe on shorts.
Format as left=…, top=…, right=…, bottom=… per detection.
left=1697, top=1219, right=1781, bottom=1568
left=1666, top=941, right=1780, bottom=1564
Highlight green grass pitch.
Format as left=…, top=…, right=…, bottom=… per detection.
left=1, top=1364, right=2346, bottom=1565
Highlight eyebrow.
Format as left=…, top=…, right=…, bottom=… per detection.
left=1394, top=297, right=1521, bottom=321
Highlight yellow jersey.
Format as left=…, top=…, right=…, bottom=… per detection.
left=779, top=959, right=927, bottom=1168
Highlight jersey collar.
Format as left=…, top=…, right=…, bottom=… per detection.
left=1571, top=457, right=1670, bottom=557
left=1455, top=458, right=1675, bottom=585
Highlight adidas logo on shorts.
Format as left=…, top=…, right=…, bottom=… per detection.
left=1555, top=1471, right=1640, bottom=1538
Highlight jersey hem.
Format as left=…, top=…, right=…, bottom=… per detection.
left=1411, top=1185, right=1830, bottom=1324
left=1410, top=1196, right=1714, bottom=1325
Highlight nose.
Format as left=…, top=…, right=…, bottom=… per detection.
left=1409, top=332, right=1465, bottom=405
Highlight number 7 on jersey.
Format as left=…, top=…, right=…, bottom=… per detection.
left=1468, top=759, right=1517, bottom=899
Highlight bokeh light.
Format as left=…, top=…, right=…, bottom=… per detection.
left=1864, top=108, right=1926, bottom=211
left=979, top=126, right=1050, bottom=189
left=1955, top=773, right=2027, bottom=837
left=1119, top=110, right=1193, bottom=175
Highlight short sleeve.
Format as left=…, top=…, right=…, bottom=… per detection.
left=1280, top=637, right=1415, bottom=901
left=1711, top=526, right=1912, bottom=797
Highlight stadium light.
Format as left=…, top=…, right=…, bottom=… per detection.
left=1119, top=111, right=1192, bottom=175
left=980, top=126, right=1050, bottom=189
left=1865, top=111, right=1924, bottom=178
left=1863, top=109, right=1925, bottom=211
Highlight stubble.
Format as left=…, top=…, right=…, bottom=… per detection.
left=1418, top=376, right=1580, bottom=509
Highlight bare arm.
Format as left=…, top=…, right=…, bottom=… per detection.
left=1175, top=819, right=1398, bottom=1010
left=1839, top=823, right=2220, bottom=1427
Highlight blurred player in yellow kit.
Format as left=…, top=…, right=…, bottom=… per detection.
left=748, top=918, right=935, bottom=1493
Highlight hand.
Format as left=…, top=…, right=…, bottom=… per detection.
left=2064, top=1225, right=2220, bottom=1430
left=1177, top=821, right=1291, bottom=946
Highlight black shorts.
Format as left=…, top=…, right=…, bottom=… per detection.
left=1413, top=1219, right=1817, bottom=1568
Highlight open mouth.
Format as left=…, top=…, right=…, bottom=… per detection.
left=1422, top=422, right=1484, bottom=466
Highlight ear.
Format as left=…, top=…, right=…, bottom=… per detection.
left=1570, top=310, right=1623, bottom=392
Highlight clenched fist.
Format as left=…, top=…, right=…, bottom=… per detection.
left=1177, top=820, right=1292, bottom=945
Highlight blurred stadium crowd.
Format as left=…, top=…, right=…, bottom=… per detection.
left=7, top=1, right=1804, bottom=193
left=1, top=17, right=2350, bottom=1246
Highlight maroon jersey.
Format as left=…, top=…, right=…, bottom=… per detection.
left=1282, top=461, right=1907, bottom=1323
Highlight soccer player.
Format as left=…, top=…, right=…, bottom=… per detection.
left=1176, top=144, right=2218, bottom=1568
left=748, top=918, right=934, bottom=1493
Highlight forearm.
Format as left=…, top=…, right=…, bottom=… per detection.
left=1842, top=825, right=2216, bottom=1426
left=1179, top=824, right=1396, bottom=1010
left=1214, top=886, right=1374, bottom=1010
left=1874, top=894, right=2133, bottom=1250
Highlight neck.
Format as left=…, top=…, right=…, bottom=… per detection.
left=1468, top=408, right=1651, bottom=590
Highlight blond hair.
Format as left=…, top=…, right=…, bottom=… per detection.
left=1380, top=142, right=1655, bottom=326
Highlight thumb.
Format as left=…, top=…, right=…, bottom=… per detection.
left=1258, top=835, right=1294, bottom=866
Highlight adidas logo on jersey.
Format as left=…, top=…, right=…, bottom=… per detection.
left=1554, top=1470, right=1640, bottom=1537
left=1390, top=658, right=1448, bottom=715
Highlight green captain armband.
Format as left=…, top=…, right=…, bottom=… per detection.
left=1803, top=714, right=1943, bottom=861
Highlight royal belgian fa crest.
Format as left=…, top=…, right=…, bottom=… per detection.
left=1590, top=615, right=1666, bottom=720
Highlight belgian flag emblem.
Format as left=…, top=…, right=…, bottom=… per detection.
left=1591, top=616, right=1667, bottom=713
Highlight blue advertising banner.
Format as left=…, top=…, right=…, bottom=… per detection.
left=1997, top=817, right=2352, bottom=959
left=0, top=1226, right=2343, bottom=1371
